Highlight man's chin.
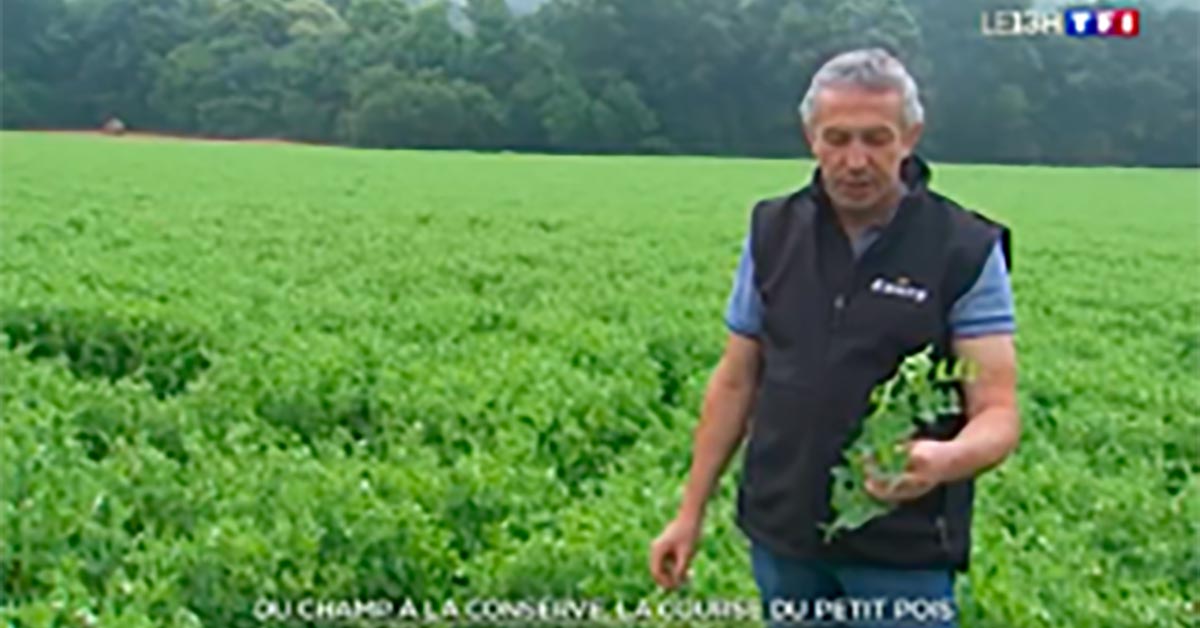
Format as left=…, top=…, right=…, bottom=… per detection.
left=829, top=192, right=882, bottom=212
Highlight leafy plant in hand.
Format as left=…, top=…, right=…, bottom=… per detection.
left=822, top=345, right=975, bottom=542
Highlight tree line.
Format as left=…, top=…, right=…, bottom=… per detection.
left=3, top=0, right=1197, bottom=166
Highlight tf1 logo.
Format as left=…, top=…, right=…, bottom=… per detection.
left=981, top=8, right=1140, bottom=38
left=1065, top=7, right=1140, bottom=37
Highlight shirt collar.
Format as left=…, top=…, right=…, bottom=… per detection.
left=862, top=181, right=909, bottom=235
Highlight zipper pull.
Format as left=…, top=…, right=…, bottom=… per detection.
left=936, top=516, right=950, bottom=550
left=832, top=294, right=846, bottom=328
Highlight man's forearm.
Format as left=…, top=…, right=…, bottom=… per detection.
left=942, top=405, right=1020, bottom=483
left=677, top=380, right=756, bottom=523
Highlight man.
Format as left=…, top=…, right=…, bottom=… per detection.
left=648, top=49, right=1020, bottom=628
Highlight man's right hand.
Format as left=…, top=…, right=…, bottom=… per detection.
left=649, top=516, right=701, bottom=590
left=648, top=332, right=760, bottom=591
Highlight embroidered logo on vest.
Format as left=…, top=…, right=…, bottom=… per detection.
left=870, top=276, right=929, bottom=303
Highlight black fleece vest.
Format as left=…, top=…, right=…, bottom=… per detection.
left=735, top=156, right=1010, bottom=572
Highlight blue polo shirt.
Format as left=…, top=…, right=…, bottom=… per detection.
left=725, top=225, right=1015, bottom=339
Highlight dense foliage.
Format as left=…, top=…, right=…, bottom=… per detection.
left=3, top=0, right=1198, bottom=166
left=1, top=133, right=1197, bottom=626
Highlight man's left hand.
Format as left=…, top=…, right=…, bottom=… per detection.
left=864, top=439, right=959, bottom=503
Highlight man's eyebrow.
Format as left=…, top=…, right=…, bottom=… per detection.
left=823, top=125, right=893, bottom=134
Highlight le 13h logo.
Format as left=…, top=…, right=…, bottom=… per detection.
left=981, top=8, right=1140, bottom=38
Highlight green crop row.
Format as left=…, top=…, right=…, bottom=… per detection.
left=1, top=306, right=211, bottom=399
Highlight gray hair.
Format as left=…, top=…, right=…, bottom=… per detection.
left=798, top=48, right=924, bottom=129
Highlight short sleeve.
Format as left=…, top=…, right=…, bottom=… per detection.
left=949, top=240, right=1016, bottom=338
left=725, top=232, right=764, bottom=338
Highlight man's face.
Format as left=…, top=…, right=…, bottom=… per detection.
left=805, top=84, right=923, bottom=214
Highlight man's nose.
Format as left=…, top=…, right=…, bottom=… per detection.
left=845, top=141, right=869, bottom=169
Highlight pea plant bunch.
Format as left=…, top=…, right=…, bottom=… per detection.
left=823, top=345, right=976, bottom=542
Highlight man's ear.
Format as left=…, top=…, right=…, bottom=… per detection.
left=801, top=121, right=818, bottom=155
left=800, top=120, right=813, bottom=149
left=902, top=121, right=924, bottom=155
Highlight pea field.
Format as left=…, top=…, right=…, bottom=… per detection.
left=1, top=133, right=1196, bottom=627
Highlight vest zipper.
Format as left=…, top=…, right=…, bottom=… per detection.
left=832, top=293, right=846, bottom=329
left=936, top=516, right=950, bottom=551
left=935, top=485, right=952, bottom=558
left=835, top=240, right=869, bottom=329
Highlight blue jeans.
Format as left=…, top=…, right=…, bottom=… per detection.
left=751, top=541, right=958, bottom=628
